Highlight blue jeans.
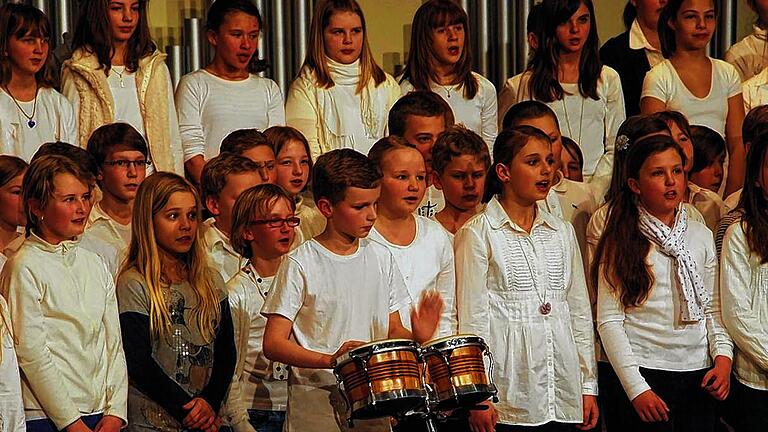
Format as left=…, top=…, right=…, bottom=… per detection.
left=27, top=414, right=103, bottom=432
left=247, top=410, right=285, bottom=432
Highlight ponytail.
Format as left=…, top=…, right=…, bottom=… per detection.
left=482, top=126, right=550, bottom=203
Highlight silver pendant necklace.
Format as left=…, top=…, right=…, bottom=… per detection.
left=4, top=85, right=38, bottom=128
left=516, top=232, right=551, bottom=315
left=112, top=66, right=126, bottom=88
left=561, top=96, right=584, bottom=145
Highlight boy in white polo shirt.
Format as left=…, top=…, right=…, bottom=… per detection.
left=261, top=149, right=443, bottom=432
left=201, top=152, right=267, bottom=282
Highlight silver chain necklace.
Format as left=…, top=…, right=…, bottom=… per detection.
left=4, top=85, right=38, bottom=128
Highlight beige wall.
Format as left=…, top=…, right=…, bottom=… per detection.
left=359, top=0, right=422, bottom=74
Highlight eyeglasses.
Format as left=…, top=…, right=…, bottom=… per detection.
left=104, top=159, right=152, bottom=168
left=250, top=217, right=301, bottom=228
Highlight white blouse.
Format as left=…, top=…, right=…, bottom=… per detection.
left=0, top=234, right=128, bottom=429
left=0, top=295, right=25, bottom=432
left=400, top=72, right=498, bottom=150
left=175, top=70, right=285, bottom=162
left=641, top=58, right=742, bottom=137
left=0, top=87, right=76, bottom=161
left=720, top=222, right=768, bottom=391
left=368, top=215, right=457, bottom=337
left=498, top=67, right=625, bottom=183
left=597, top=218, right=733, bottom=401
left=742, top=67, right=768, bottom=113
left=725, top=25, right=768, bottom=82
left=455, top=198, right=597, bottom=426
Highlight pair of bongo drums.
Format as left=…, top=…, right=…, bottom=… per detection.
left=333, top=334, right=497, bottom=424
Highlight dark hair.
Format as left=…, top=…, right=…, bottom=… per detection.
left=0, top=4, right=56, bottom=87
left=432, top=125, right=491, bottom=174
left=200, top=152, right=260, bottom=204
left=72, top=0, right=156, bottom=74
left=0, top=155, right=28, bottom=188
left=388, top=91, right=454, bottom=136
left=528, top=2, right=545, bottom=35
left=592, top=135, right=686, bottom=308
left=748, top=0, right=768, bottom=27
left=605, top=114, right=671, bottom=203
left=312, top=148, right=381, bottom=204
left=659, top=0, right=717, bottom=58
left=86, top=123, right=148, bottom=166
left=401, top=0, right=478, bottom=99
left=31, top=141, right=99, bottom=181
left=740, top=129, right=768, bottom=263
left=527, top=0, right=601, bottom=102
left=743, top=105, right=768, bottom=145
left=689, top=125, right=725, bottom=176
left=654, top=110, right=693, bottom=139
left=623, top=2, right=637, bottom=29
left=483, top=126, right=551, bottom=202
left=561, top=135, right=583, bottom=170
left=264, top=126, right=314, bottom=192
left=502, top=100, right=560, bottom=130
left=220, top=129, right=271, bottom=155
left=206, top=0, right=267, bottom=73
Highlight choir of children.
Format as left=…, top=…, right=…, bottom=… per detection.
left=0, top=1, right=767, bottom=432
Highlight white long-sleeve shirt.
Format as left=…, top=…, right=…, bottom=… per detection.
left=201, top=218, right=244, bottom=283
left=498, top=67, right=625, bottom=187
left=175, top=70, right=285, bottom=162
left=0, top=87, right=76, bottom=161
left=597, top=219, right=733, bottom=401
left=0, top=234, right=128, bottom=429
left=400, top=72, right=498, bottom=150
left=0, top=295, right=24, bottom=432
left=455, top=198, right=597, bottom=426
left=368, top=215, right=457, bottom=336
left=720, top=222, right=768, bottom=391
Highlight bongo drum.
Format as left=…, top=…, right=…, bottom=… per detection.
left=421, top=334, right=497, bottom=410
left=334, top=339, right=427, bottom=420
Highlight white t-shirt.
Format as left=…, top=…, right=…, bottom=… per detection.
left=175, top=70, right=285, bottom=161
left=400, top=72, right=498, bottom=150
left=498, top=67, right=625, bottom=181
left=260, top=238, right=410, bottom=432
left=416, top=185, right=445, bottom=219
left=0, top=295, right=25, bottom=432
left=641, top=58, right=742, bottom=137
left=0, top=87, right=76, bottom=161
left=368, top=216, right=457, bottom=336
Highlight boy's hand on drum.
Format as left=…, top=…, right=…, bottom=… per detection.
left=468, top=401, right=497, bottom=432
left=631, top=390, right=669, bottom=423
left=328, top=340, right=367, bottom=368
left=411, top=290, right=444, bottom=343
left=576, top=395, right=599, bottom=430
left=702, top=355, right=731, bottom=401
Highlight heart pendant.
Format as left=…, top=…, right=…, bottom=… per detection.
left=539, top=302, right=552, bottom=315
left=27, top=120, right=35, bottom=128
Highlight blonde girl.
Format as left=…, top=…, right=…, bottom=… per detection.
left=116, top=172, right=235, bottom=432
left=0, top=4, right=75, bottom=161
left=399, top=0, right=498, bottom=149
left=456, top=127, right=598, bottom=431
left=264, top=126, right=325, bottom=242
left=1, top=155, right=127, bottom=432
left=224, top=184, right=299, bottom=432
left=62, top=0, right=183, bottom=174
left=285, top=0, right=401, bottom=159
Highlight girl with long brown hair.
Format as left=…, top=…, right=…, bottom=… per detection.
left=0, top=4, right=75, bottom=161
left=399, top=0, right=497, bottom=150
left=285, top=0, right=400, bottom=159
left=62, top=0, right=183, bottom=174
left=116, top=172, right=235, bottom=432
left=594, top=135, right=733, bottom=431
left=499, top=0, right=624, bottom=197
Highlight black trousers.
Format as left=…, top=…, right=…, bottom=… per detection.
left=728, top=377, right=768, bottom=432
left=601, top=366, right=716, bottom=432
left=496, top=422, right=572, bottom=431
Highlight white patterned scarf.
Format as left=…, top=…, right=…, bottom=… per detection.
left=638, top=204, right=710, bottom=322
